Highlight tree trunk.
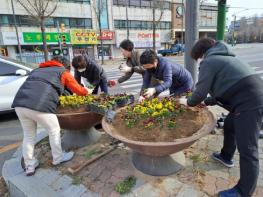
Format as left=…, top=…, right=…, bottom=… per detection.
left=100, top=28, right=104, bottom=65
left=40, top=19, right=49, bottom=61
left=152, top=8, right=156, bottom=52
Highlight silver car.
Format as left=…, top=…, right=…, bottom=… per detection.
left=0, top=56, right=35, bottom=113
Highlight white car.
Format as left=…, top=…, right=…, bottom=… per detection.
left=0, top=56, right=34, bottom=114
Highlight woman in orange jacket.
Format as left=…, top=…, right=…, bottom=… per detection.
left=12, top=56, right=93, bottom=176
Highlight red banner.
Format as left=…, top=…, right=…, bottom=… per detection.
left=98, top=31, right=114, bottom=40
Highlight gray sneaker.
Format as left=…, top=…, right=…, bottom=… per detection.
left=53, top=151, right=74, bottom=165
left=25, top=160, right=39, bottom=176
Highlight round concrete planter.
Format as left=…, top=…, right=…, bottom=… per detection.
left=102, top=109, right=216, bottom=176
left=57, top=111, right=103, bottom=150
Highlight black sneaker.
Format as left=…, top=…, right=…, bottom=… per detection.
left=218, top=186, right=242, bottom=197
left=212, top=152, right=234, bottom=168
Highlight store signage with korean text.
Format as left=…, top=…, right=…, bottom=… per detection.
left=116, top=31, right=161, bottom=48
left=98, top=31, right=114, bottom=40
left=23, top=32, right=70, bottom=43
left=70, top=29, right=97, bottom=45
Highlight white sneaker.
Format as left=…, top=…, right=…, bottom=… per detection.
left=25, top=160, right=39, bottom=176
left=53, top=151, right=74, bottom=165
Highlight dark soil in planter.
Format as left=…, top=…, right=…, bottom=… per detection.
left=112, top=108, right=209, bottom=142
left=56, top=105, right=88, bottom=114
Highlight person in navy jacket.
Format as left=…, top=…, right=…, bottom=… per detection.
left=139, top=49, right=193, bottom=98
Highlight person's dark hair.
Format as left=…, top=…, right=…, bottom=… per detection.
left=72, top=55, right=85, bottom=69
left=119, top=39, right=134, bottom=52
left=140, top=49, right=158, bottom=65
left=190, top=38, right=216, bottom=60
left=52, top=55, right=70, bottom=70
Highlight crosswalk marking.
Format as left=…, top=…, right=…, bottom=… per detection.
left=106, top=64, right=263, bottom=95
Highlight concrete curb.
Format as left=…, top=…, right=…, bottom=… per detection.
left=2, top=129, right=99, bottom=197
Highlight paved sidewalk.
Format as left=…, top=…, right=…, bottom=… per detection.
left=2, top=106, right=263, bottom=197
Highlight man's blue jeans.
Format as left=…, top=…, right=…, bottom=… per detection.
left=92, top=79, right=108, bottom=94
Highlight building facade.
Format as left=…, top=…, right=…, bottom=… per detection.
left=0, top=0, right=173, bottom=61
left=0, top=0, right=217, bottom=62
left=171, top=0, right=217, bottom=43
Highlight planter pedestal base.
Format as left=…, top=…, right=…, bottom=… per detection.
left=62, top=127, right=101, bottom=150
left=132, top=151, right=184, bottom=176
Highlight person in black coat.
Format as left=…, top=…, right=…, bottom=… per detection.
left=184, top=38, right=263, bottom=197
left=72, top=55, right=108, bottom=94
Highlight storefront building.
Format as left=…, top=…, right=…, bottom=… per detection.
left=171, top=0, right=217, bottom=43
left=0, top=0, right=217, bottom=61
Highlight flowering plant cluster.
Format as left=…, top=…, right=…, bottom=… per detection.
left=58, top=93, right=134, bottom=114
left=59, top=95, right=95, bottom=108
left=121, top=97, right=187, bottom=129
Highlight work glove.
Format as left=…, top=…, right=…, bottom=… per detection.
left=178, top=97, right=188, bottom=106
left=143, top=88, right=156, bottom=98
left=119, top=65, right=132, bottom=73
left=138, top=96, right=145, bottom=103
left=85, top=87, right=94, bottom=95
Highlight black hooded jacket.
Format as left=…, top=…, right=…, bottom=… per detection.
left=74, top=55, right=107, bottom=86
left=187, top=41, right=263, bottom=112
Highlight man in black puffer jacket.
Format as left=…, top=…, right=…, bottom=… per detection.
left=184, top=38, right=263, bottom=197
left=72, top=54, right=108, bottom=94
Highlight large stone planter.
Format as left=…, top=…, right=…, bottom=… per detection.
left=57, top=111, right=103, bottom=150
left=102, top=109, right=216, bottom=176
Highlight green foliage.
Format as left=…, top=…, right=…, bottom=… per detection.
left=115, top=176, right=136, bottom=194
left=72, top=176, right=82, bottom=185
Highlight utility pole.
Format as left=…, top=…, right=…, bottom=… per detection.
left=11, top=0, right=22, bottom=61
left=126, top=1, right=129, bottom=39
left=216, top=0, right=227, bottom=40
left=56, top=21, right=62, bottom=53
left=184, top=0, right=199, bottom=85
left=98, top=0, right=104, bottom=64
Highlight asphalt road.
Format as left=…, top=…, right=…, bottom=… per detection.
left=1, top=43, right=263, bottom=175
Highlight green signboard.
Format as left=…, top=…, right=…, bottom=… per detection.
left=23, top=32, right=70, bottom=43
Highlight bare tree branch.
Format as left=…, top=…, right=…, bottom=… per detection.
left=153, top=0, right=165, bottom=25
left=16, top=0, right=59, bottom=61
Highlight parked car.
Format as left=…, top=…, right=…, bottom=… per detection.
left=157, top=44, right=184, bottom=56
left=0, top=56, right=34, bottom=114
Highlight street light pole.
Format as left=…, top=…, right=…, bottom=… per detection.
left=184, top=0, right=199, bottom=85
left=231, top=9, right=248, bottom=46
left=126, top=1, right=129, bottom=39
left=11, top=0, right=22, bottom=61
left=232, top=15, right=236, bottom=46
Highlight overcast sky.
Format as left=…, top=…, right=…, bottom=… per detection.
left=207, top=0, right=263, bottom=23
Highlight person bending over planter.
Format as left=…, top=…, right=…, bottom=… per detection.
left=139, top=49, right=193, bottom=100
left=108, top=39, right=145, bottom=87
left=12, top=56, right=93, bottom=176
left=72, top=54, right=108, bottom=94
left=182, top=38, right=263, bottom=197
